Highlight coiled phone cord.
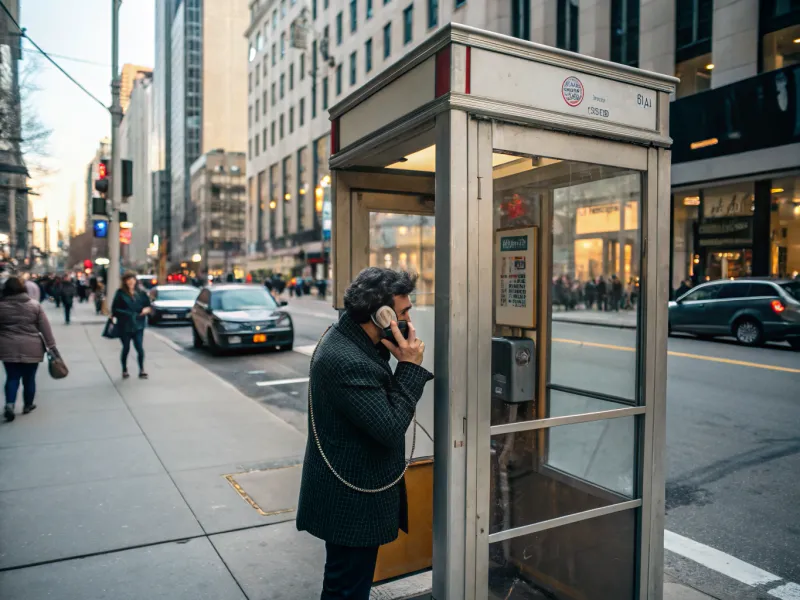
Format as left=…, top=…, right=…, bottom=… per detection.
left=308, top=326, right=432, bottom=493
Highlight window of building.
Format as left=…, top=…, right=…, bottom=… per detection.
left=556, top=0, right=578, bottom=52
left=671, top=191, right=701, bottom=292
left=384, top=22, right=392, bottom=58
left=297, top=147, right=309, bottom=231
left=263, top=90, right=267, bottom=114
left=256, top=66, right=261, bottom=87
left=350, top=0, right=358, bottom=32
left=256, top=31, right=263, bottom=51
left=610, top=0, right=639, bottom=66
left=760, top=1, right=800, bottom=73
left=281, top=33, right=286, bottom=58
left=271, top=121, right=276, bottom=145
left=263, top=60, right=268, bottom=77
left=272, top=9, right=278, bottom=30
left=300, top=97, right=306, bottom=126
left=290, top=106, right=295, bottom=133
left=255, top=134, right=260, bottom=156
left=350, top=51, right=357, bottom=86
left=283, top=156, right=292, bottom=235
left=271, top=82, right=276, bottom=105
left=248, top=105, right=253, bottom=126
left=313, top=0, right=318, bottom=20
left=324, top=0, right=329, bottom=8
left=367, top=0, right=374, bottom=19
left=249, top=44, right=255, bottom=63
left=385, top=0, right=391, bottom=4
left=675, top=54, right=712, bottom=98
left=281, top=0, right=287, bottom=17
left=511, top=0, right=529, bottom=40
left=428, top=0, right=438, bottom=29
left=770, top=176, right=800, bottom=279
left=255, top=99, right=260, bottom=121
left=272, top=43, right=277, bottom=65
left=269, top=164, right=278, bottom=240
left=280, top=73, right=285, bottom=98
left=248, top=138, right=253, bottom=159
left=322, top=76, right=329, bottom=109
left=674, top=0, right=712, bottom=97
left=300, top=53, right=305, bottom=80
left=289, top=63, right=294, bottom=90
left=336, top=63, right=343, bottom=95
left=312, top=83, right=317, bottom=118
left=336, top=11, right=343, bottom=45
left=365, top=38, right=373, bottom=72
left=249, top=72, right=253, bottom=93
left=455, top=0, right=466, bottom=7
left=403, top=4, right=414, bottom=44
left=263, top=127, right=267, bottom=150
left=280, top=114, right=285, bottom=139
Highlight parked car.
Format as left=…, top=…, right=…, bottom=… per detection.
left=148, top=285, right=200, bottom=325
left=668, top=278, right=800, bottom=349
left=190, top=284, right=293, bottom=354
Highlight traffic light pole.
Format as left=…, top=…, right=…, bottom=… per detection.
left=107, top=0, right=123, bottom=304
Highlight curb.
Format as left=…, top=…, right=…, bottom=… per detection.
left=552, top=316, right=637, bottom=330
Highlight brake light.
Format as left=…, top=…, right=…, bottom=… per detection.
left=771, top=299, right=785, bottom=313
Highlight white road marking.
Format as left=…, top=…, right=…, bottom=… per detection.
left=664, top=530, right=782, bottom=587
left=293, top=345, right=317, bottom=357
left=256, top=377, right=310, bottom=387
left=769, top=583, right=800, bottom=600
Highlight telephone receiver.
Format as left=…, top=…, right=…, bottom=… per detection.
left=371, top=305, right=409, bottom=344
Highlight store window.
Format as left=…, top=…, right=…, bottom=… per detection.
left=672, top=191, right=701, bottom=291
left=770, top=175, right=800, bottom=278
left=700, top=182, right=755, bottom=281
left=675, top=54, right=713, bottom=98
left=762, top=23, right=800, bottom=73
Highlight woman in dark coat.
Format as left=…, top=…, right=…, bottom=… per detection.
left=0, top=276, right=57, bottom=421
left=112, top=271, right=152, bottom=379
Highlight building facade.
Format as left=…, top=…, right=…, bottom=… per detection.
left=243, top=0, right=800, bottom=289
left=120, top=73, right=154, bottom=267
left=187, top=150, right=247, bottom=277
left=120, top=64, right=153, bottom=114
left=168, top=0, right=249, bottom=269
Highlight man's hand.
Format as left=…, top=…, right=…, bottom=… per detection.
left=381, top=321, right=425, bottom=366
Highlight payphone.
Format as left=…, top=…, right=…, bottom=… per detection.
left=491, top=337, right=536, bottom=404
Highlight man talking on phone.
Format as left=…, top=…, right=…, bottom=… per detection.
left=297, top=267, right=433, bottom=600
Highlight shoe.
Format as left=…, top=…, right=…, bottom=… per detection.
left=122, top=371, right=130, bottom=379
left=138, top=372, right=149, bottom=379
left=4, top=404, right=14, bottom=422
left=23, top=404, right=36, bottom=414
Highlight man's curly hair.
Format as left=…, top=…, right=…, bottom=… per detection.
left=344, top=267, right=418, bottom=323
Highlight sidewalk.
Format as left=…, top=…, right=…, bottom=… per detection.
left=0, top=301, right=712, bottom=600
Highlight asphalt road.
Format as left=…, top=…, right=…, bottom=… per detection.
left=152, top=299, right=800, bottom=600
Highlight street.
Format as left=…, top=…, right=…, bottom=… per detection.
left=152, top=296, right=800, bottom=600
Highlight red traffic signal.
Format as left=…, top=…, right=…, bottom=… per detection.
left=83, top=259, right=92, bottom=269
left=95, top=159, right=109, bottom=195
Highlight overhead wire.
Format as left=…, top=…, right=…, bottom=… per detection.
left=0, top=0, right=109, bottom=112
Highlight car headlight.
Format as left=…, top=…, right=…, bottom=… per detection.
left=219, top=321, right=245, bottom=332
left=276, top=313, right=291, bottom=327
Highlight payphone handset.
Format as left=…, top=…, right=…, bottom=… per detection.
left=371, top=305, right=410, bottom=344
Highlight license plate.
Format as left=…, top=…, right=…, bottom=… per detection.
left=162, top=314, right=177, bottom=319
left=253, top=334, right=267, bottom=343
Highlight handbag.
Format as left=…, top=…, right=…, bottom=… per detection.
left=38, top=332, right=69, bottom=379
left=102, top=317, right=119, bottom=339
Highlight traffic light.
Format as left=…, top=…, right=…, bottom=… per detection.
left=94, top=159, right=109, bottom=195
left=122, top=159, right=133, bottom=197
left=93, top=219, right=108, bottom=238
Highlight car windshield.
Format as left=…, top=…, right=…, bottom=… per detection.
left=156, top=288, right=199, bottom=301
left=780, top=281, right=800, bottom=301
left=212, top=288, right=278, bottom=311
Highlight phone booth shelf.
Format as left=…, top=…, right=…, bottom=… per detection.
left=328, top=23, right=675, bottom=600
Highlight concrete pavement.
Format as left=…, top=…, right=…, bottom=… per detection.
left=0, top=300, right=718, bottom=600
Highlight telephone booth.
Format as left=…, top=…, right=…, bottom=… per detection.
left=329, top=24, right=675, bottom=600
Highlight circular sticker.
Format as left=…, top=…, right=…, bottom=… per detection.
left=562, top=76, right=584, bottom=107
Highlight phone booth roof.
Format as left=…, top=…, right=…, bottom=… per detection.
left=328, top=23, right=677, bottom=170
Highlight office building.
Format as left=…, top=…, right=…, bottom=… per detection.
left=120, top=73, right=154, bottom=267
left=169, top=0, right=249, bottom=268
left=187, top=150, right=247, bottom=276
left=0, top=0, right=27, bottom=262
left=243, top=0, right=799, bottom=288
left=120, top=64, right=153, bottom=114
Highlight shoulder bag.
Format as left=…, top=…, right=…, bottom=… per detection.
left=38, top=332, right=69, bottom=379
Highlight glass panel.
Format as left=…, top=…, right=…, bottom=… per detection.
left=490, top=416, right=636, bottom=534
left=672, top=190, right=700, bottom=296
left=488, top=508, right=637, bottom=600
left=762, top=23, right=800, bottom=73
left=770, top=176, right=800, bottom=279
left=369, top=211, right=435, bottom=457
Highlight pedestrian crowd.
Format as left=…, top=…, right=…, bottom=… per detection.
left=552, top=273, right=639, bottom=312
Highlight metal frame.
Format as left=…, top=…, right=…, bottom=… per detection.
left=327, top=24, right=674, bottom=600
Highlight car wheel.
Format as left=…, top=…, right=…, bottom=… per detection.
left=192, top=324, right=203, bottom=348
left=207, top=328, right=221, bottom=355
left=789, top=339, right=800, bottom=352
left=734, top=318, right=763, bottom=347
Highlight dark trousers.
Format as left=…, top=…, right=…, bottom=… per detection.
left=120, top=329, right=145, bottom=373
left=4, top=362, right=39, bottom=407
left=63, top=300, right=73, bottom=323
left=321, top=542, right=379, bottom=600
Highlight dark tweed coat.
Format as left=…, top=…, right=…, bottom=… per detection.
left=296, top=311, right=433, bottom=548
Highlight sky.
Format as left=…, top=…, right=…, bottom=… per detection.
left=19, top=0, right=154, bottom=245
